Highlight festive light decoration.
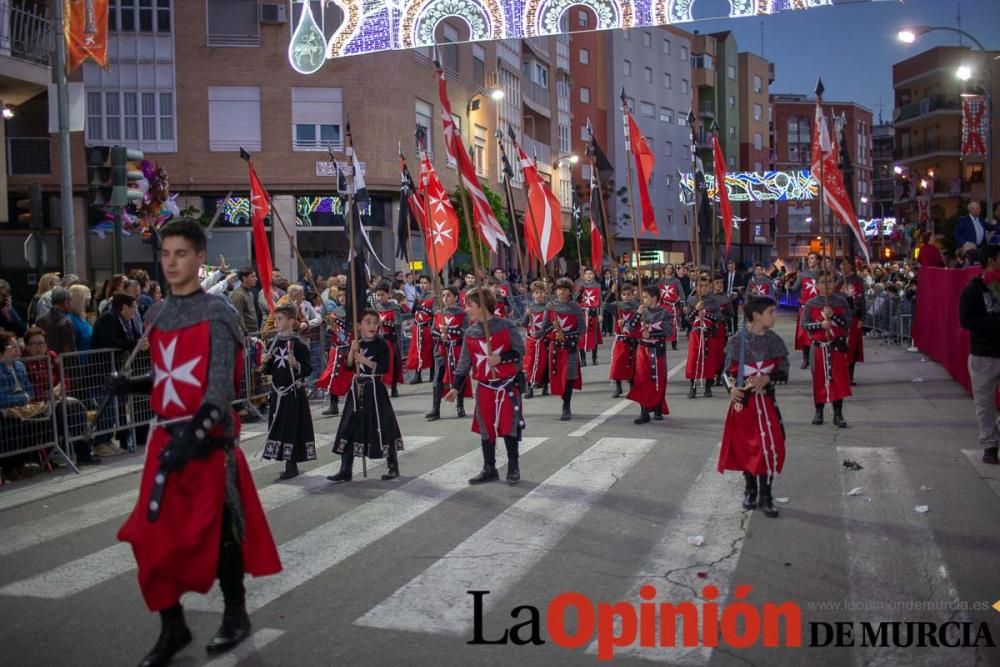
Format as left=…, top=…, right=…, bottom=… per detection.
left=679, top=170, right=818, bottom=203
left=289, top=0, right=845, bottom=65
left=296, top=195, right=373, bottom=225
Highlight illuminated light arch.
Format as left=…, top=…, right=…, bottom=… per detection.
left=327, top=0, right=364, bottom=59
left=400, top=0, right=506, bottom=50
left=524, top=0, right=631, bottom=38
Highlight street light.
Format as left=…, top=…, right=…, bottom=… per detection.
left=553, top=153, right=579, bottom=169
left=897, top=25, right=993, bottom=221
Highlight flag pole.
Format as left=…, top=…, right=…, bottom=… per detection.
left=621, top=93, right=644, bottom=294
left=687, top=109, right=701, bottom=274
left=573, top=200, right=584, bottom=271
left=496, top=128, right=530, bottom=300
left=710, top=121, right=720, bottom=277
left=343, top=123, right=367, bottom=478
left=399, top=142, right=416, bottom=274
left=588, top=122, right=617, bottom=293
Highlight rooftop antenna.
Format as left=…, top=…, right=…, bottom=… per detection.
left=760, top=20, right=764, bottom=57
left=956, top=1, right=963, bottom=46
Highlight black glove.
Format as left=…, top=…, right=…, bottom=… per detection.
left=158, top=403, right=223, bottom=472
left=106, top=372, right=152, bottom=397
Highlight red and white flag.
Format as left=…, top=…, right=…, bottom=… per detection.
left=622, top=99, right=657, bottom=233
left=436, top=62, right=509, bottom=253
left=511, top=135, right=564, bottom=264
left=811, top=95, right=870, bottom=264
left=244, top=152, right=275, bottom=311
left=589, top=169, right=604, bottom=272
left=417, top=145, right=460, bottom=273
left=711, top=131, right=734, bottom=256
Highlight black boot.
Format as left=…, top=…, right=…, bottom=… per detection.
left=833, top=401, right=847, bottom=428
left=634, top=408, right=651, bottom=425
left=326, top=451, right=354, bottom=483
left=139, top=605, right=191, bottom=667
left=429, top=364, right=436, bottom=383
left=456, top=398, right=466, bottom=418
left=469, top=440, right=499, bottom=484
left=524, top=386, right=535, bottom=399
left=592, top=349, right=598, bottom=366
left=984, top=447, right=999, bottom=465
left=321, top=394, right=339, bottom=417
left=849, top=363, right=857, bottom=386
left=757, top=475, right=779, bottom=518
left=278, top=459, right=299, bottom=480
left=811, top=404, right=824, bottom=425
left=801, top=349, right=810, bottom=369
left=611, top=380, right=623, bottom=398
left=381, top=450, right=400, bottom=481
left=390, top=383, right=399, bottom=398
left=541, top=384, right=549, bottom=396
left=503, top=437, right=520, bottom=484
left=703, top=380, right=713, bottom=398
left=205, top=603, right=251, bottom=654
left=560, top=387, right=573, bottom=421
left=579, top=351, right=587, bottom=368
left=671, top=340, right=677, bottom=350
left=742, top=473, right=758, bottom=510
left=653, top=407, right=663, bottom=421
left=425, top=384, right=442, bottom=420
left=687, top=381, right=697, bottom=399
left=409, top=371, right=423, bottom=385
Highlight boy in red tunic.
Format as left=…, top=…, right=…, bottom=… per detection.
left=375, top=282, right=403, bottom=397
left=575, top=268, right=603, bottom=366
left=838, top=260, right=866, bottom=386
left=317, top=306, right=353, bottom=417
left=520, top=281, right=550, bottom=399
left=627, top=285, right=673, bottom=423
left=717, top=296, right=789, bottom=518
left=656, top=265, right=683, bottom=351
left=426, top=287, right=469, bottom=420
left=802, top=272, right=852, bottom=428
left=548, top=278, right=585, bottom=421
left=405, top=276, right=435, bottom=385
left=112, top=219, right=281, bottom=666
left=685, top=275, right=723, bottom=398
left=445, top=288, right=526, bottom=484
left=609, top=283, right=640, bottom=398
left=787, top=251, right=821, bottom=369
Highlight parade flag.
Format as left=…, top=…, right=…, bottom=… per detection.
left=961, top=96, right=988, bottom=157
left=810, top=79, right=869, bottom=264
left=589, top=168, right=605, bottom=271
left=417, top=134, right=460, bottom=273
left=622, top=91, right=657, bottom=233
left=586, top=120, right=615, bottom=186
left=397, top=148, right=426, bottom=262
left=435, top=58, right=509, bottom=252
left=66, top=0, right=110, bottom=72
left=711, top=129, right=734, bottom=256
left=241, top=148, right=275, bottom=312
left=334, top=132, right=390, bottom=272
left=510, top=129, right=564, bottom=264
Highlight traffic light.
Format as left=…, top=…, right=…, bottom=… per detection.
left=87, top=146, right=112, bottom=207
left=16, top=183, right=43, bottom=229
left=110, top=145, right=145, bottom=206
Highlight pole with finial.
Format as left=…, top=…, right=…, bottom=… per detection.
left=687, top=108, right=701, bottom=274
left=621, top=88, right=644, bottom=294
left=709, top=118, right=721, bottom=278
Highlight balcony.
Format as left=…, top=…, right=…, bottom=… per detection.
left=522, top=78, right=550, bottom=117
left=6, top=136, right=50, bottom=175
left=893, top=95, right=961, bottom=126
left=698, top=100, right=715, bottom=118
left=521, top=135, right=551, bottom=167
left=896, top=137, right=963, bottom=163
left=0, top=1, right=52, bottom=103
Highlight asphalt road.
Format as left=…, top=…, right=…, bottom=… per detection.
left=0, top=312, right=998, bottom=667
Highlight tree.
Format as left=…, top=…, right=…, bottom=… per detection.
left=449, top=184, right=510, bottom=273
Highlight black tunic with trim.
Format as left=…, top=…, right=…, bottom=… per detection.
left=332, top=336, right=405, bottom=459
left=262, top=334, right=316, bottom=463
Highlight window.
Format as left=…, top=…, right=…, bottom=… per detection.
left=472, top=45, right=486, bottom=87
left=665, top=173, right=672, bottom=189
left=643, top=67, right=652, bottom=83
left=292, top=87, right=343, bottom=150
left=89, top=86, right=175, bottom=147
left=579, top=87, right=590, bottom=104
left=624, top=60, right=631, bottom=76
left=474, top=125, right=487, bottom=177
left=692, top=54, right=714, bottom=70
left=665, top=140, right=673, bottom=156
left=727, top=64, right=736, bottom=79
left=664, top=73, right=672, bottom=89
left=625, top=97, right=635, bottom=112
left=754, top=132, right=762, bottom=150
left=577, top=9, right=588, bottom=26
left=578, top=48, right=589, bottom=65
left=753, top=75, right=763, bottom=93
left=441, top=23, right=459, bottom=73
left=639, top=101, right=654, bottom=118
left=753, top=103, right=763, bottom=121
left=87, top=92, right=103, bottom=140
left=113, top=0, right=171, bottom=33
left=208, top=86, right=261, bottom=151
left=643, top=32, right=651, bottom=48
left=660, top=107, right=673, bottom=123
left=728, top=156, right=735, bottom=169
left=580, top=124, right=590, bottom=141
left=728, top=125, right=736, bottom=140
left=559, top=122, right=570, bottom=153
left=681, top=79, right=689, bottom=94
left=206, top=0, right=256, bottom=46
left=678, top=113, right=686, bottom=127
left=727, top=95, right=735, bottom=110
left=680, top=45, right=688, bottom=61
left=415, top=98, right=433, bottom=155
left=663, top=39, right=671, bottom=55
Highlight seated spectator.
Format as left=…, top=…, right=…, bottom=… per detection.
left=0, top=332, right=34, bottom=481
left=27, top=273, right=61, bottom=325
left=21, top=327, right=99, bottom=465
left=0, top=279, right=26, bottom=337
left=35, top=287, right=76, bottom=354
left=67, top=285, right=93, bottom=351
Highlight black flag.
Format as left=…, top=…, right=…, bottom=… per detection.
left=585, top=120, right=615, bottom=186
left=397, top=146, right=418, bottom=262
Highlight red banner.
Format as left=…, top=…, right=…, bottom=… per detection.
left=66, top=0, right=110, bottom=73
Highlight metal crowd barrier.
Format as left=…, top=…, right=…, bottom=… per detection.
left=0, top=354, right=67, bottom=476
left=863, top=291, right=916, bottom=348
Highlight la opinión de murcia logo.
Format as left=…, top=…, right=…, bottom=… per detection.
left=467, top=587, right=997, bottom=660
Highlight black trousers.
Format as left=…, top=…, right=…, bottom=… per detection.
left=217, top=506, right=245, bottom=606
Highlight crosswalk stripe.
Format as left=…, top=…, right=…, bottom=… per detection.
left=201, top=628, right=285, bottom=667
left=839, top=447, right=978, bottom=667
left=0, top=437, right=440, bottom=599
left=0, top=462, right=147, bottom=513
left=183, top=437, right=550, bottom=613
left=568, top=361, right=686, bottom=438
left=0, top=456, right=277, bottom=558
left=355, top=436, right=657, bottom=635
left=585, top=444, right=745, bottom=664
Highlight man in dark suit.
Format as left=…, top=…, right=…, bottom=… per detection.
left=723, top=260, right=743, bottom=332
left=955, top=202, right=997, bottom=250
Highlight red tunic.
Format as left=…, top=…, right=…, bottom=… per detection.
left=405, top=298, right=434, bottom=371
left=686, top=313, right=720, bottom=380
left=839, top=279, right=865, bottom=365
left=377, top=309, right=404, bottom=386
left=578, top=286, right=603, bottom=350
left=117, top=321, right=280, bottom=611
left=658, top=281, right=682, bottom=343
left=467, top=327, right=521, bottom=441
left=547, top=309, right=583, bottom=396
left=317, top=336, right=354, bottom=397
left=433, top=310, right=472, bottom=398
left=609, top=306, right=640, bottom=381
left=717, top=358, right=786, bottom=476
left=626, top=312, right=670, bottom=414
left=806, top=302, right=852, bottom=404
left=794, top=276, right=819, bottom=350
left=747, top=279, right=773, bottom=298
left=522, top=309, right=549, bottom=386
